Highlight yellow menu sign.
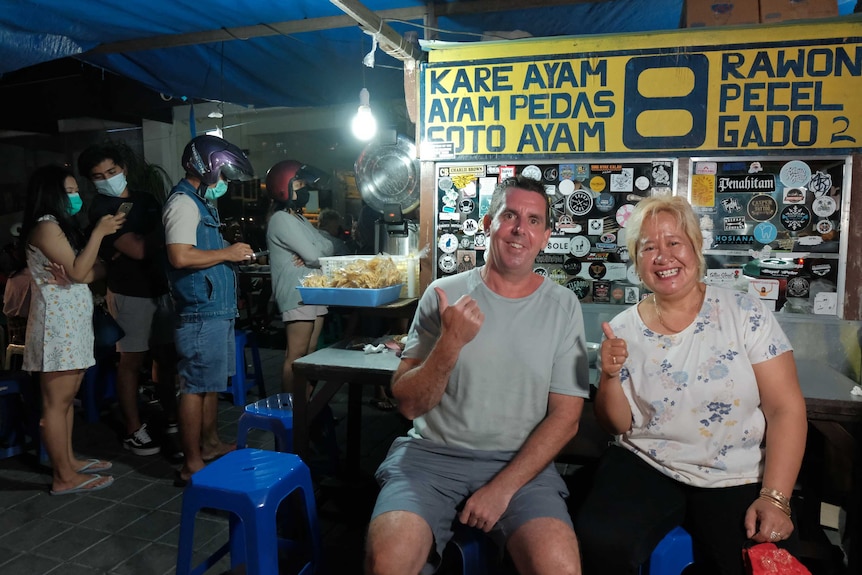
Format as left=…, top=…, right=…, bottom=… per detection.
left=420, top=20, right=862, bottom=159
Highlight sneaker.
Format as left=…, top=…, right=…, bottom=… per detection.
left=123, top=424, right=160, bottom=456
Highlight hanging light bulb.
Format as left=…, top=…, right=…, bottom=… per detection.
left=351, top=88, right=377, bottom=141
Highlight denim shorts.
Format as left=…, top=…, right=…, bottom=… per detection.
left=174, top=318, right=235, bottom=394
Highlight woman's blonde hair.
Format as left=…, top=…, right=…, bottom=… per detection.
left=625, top=195, right=706, bottom=279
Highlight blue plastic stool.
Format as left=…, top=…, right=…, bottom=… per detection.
left=177, top=448, right=321, bottom=575
left=236, top=393, right=294, bottom=452
left=78, top=350, right=118, bottom=423
left=641, top=526, right=694, bottom=575
left=227, top=329, right=266, bottom=407
left=449, top=524, right=498, bottom=575
left=0, top=372, right=30, bottom=459
left=0, top=371, right=46, bottom=463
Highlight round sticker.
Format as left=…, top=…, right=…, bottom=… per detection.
left=589, top=176, right=606, bottom=193
left=549, top=268, right=567, bottom=284
left=533, top=267, right=548, bottom=277
left=635, top=176, right=650, bottom=191
left=521, top=165, right=542, bottom=181
left=615, top=204, right=635, bottom=228
left=753, top=222, right=778, bottom=244
left=565, top=278, right=591, bottom=299
left=812, top=195, right=836, bottom=218
left=543, top=167, right=558, bottom=181
left=569, top=235, right=591, bottom=257
left=438, top=177, right=453, bottom=191
left=563, top=258, right=582, bottom=275
left=595, top=192, right=615, bottom=213
left=438, top=253, right=457, bottom=274
left=587, top=262, right=607, bottom=279
left=567, top=189, right=594, bottom=216
left=459, top=236, right=472, bottom=249
left=600, top=232, right=616, bottom=244
left=747, top=195, right=777, bottom=222
left=780, top=205, right=811, bottom=232
left=626, top=264, right=641, bottom=285
left=815, top=219, right=834, bottom=235
left=438, top=233, right=458, bottom=253
left=558, top=179, right=575, bottom=195
left=779, top=160, right=812, bottom=188
left=458, top=199, right=475, bottom=213
left=787, top=277, right=810, bottom=298
left=461, top=218, right=479, bottom=236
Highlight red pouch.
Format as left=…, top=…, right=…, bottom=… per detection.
left=742, top=543, right=811, bottom=575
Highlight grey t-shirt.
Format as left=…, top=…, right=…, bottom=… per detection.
left=403, top=267, right=590, bottom=452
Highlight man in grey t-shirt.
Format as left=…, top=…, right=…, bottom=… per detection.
left=365, top=176, right=590, bottom=575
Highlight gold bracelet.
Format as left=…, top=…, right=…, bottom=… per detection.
left=758, top=494, right=791, bottom=518
left=759, top=487, right=790, bottom=507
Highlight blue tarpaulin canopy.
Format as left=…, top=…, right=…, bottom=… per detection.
left=0, top=0, right=696, bottom=110
left=0, top=1, right=856, bottom=112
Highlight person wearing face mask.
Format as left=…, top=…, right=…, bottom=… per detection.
left=21, top=165, right=125, bottom=495
left=77, top=144, right=178, bottom=460
left=163, top=135, right=256, bottom=486
left=264, top=160, right=334, bottom=397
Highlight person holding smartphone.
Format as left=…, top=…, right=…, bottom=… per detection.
left=77, top=144, right=180, bottom=460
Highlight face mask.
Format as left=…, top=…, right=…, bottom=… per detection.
left=93, top=172, right=127, bottom=197
left=205, top=179, right=229, bottom=201
left=67, top=193, right=83, bottom=216
left=291, top=187, right=310, bottom=211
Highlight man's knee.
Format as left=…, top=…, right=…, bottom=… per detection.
left=508, top=517, right=582, bottom=575
left=365, top=511, right=432, bottom=575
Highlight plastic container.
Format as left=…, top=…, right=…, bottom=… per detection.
left=297, top=284, right=403, bottom=307
left=318, top=255, right=419, bottom=298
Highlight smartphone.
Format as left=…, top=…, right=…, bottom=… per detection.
left=251, top=250, right=269, bottom=259
left=117, top=202, right=133, bottom=216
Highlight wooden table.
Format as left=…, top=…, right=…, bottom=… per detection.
left=291, top=341, right=401, bottom=474
left=795, top=358, right=862, bottom=571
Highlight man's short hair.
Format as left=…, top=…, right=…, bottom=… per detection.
left=487, top=175, right=553, bottom=229
left=318, top=208, right=342, bottom=230
left=77, top=144, right=126, bottom=179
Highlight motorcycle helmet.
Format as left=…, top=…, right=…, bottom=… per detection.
left=265, top=160, right=306, bottom=203
left=182, top=135, right=254, bottom=186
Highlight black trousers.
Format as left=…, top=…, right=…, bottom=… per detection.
left=574, top=446, right=798, bottom=575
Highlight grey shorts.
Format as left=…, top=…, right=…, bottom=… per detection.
left=372, top=437, right=572, bottom=574
left=107, top=291, right=157, bottom=353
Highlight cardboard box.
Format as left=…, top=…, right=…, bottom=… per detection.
left=685, top=0, right=761, bottom=27
left=760, top=0, right=839, bottom=23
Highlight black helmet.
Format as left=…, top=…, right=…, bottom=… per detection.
left=182, top=135, right=254, bottom=186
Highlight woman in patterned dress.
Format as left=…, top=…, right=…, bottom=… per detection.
left=575, top=196, right=808, bottom=575
left=21, top=165, right=125, bottom=496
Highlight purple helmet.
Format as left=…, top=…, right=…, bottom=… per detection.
left=182, top=135, right=254, bottom=186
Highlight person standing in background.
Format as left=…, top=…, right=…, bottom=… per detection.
left=22, top=165, right=125, bottom=495
left=164, top=135, right=256, bottom=486
left=317, top=208, right=349, bottom=256
left=78, top=144, right=178, bottom=458
left=265, top=160, right=333, bottom=397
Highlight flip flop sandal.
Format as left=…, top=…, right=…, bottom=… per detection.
left=50, top=474, right=114, bottom=496
left=76, top=459, right=112, bottom=474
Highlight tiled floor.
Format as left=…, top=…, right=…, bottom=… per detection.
left=0, top=344, right=409, bottom=575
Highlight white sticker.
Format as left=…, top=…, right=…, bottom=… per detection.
left=588, top=219, right=604, bottom=235
left=544, top=236, right=572, bottom=254
left=812, top=195, right=836, bottom=218
left=438, top=233, right=458, bottom=253
left=634, top=176, right=650, bottom=191
left=461, top=219, right=479, bottom=236
left=558, top=179, right=575, bottom=195
left=569, top=235, right=591, bottom=257
left=521, top=165, right=542, bottom=181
